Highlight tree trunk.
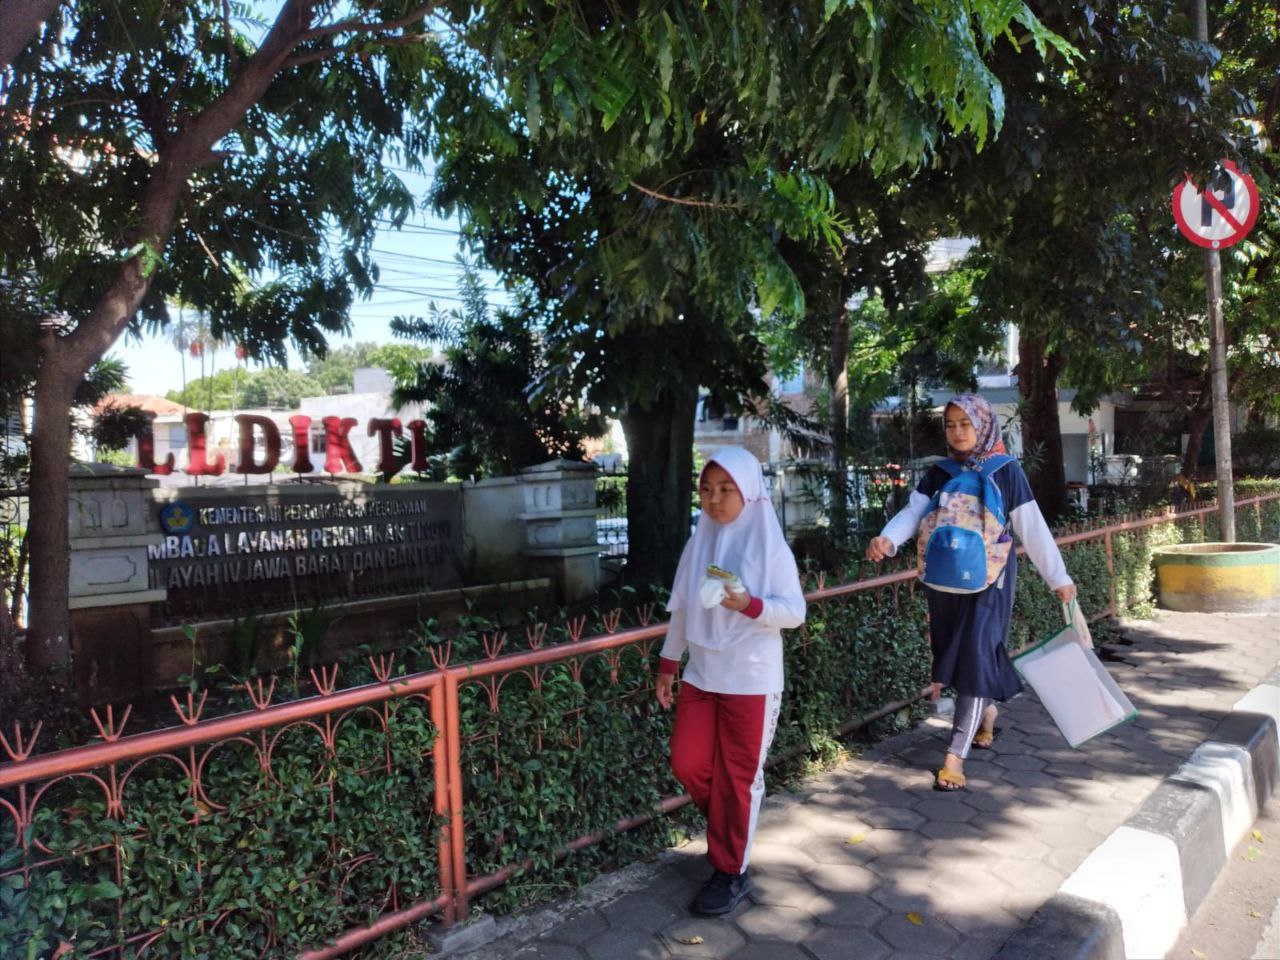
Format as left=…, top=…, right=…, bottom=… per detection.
left=828, top=305, right=851, bottom=538
left=25, top=337, right=78, bottom=671
left=0, top=0, right=61, bottom=72
left=620, top=380, right=700, bottom=594
left=1181, top=397, right=1212, bottom=479
left=1017, top=328, right=1068, bottom=522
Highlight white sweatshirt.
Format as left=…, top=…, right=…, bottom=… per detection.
left=659, top=590, right=807, bottom=695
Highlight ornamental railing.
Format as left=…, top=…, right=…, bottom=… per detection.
left=1, top=493, right=1276, bottom=957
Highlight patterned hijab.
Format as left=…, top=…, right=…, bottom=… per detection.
left=945, top=394, right=1007, bottom=463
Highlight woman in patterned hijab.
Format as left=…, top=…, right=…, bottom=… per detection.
left=944, top=393, right=1007, bottom=463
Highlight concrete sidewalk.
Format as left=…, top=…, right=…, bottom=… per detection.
left=452, top=611, right=1279, bottom=960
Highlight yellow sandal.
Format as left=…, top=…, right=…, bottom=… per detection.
left=934, top=768, right=967, bottom=792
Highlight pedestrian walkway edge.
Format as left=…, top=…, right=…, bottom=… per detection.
left=996, top=672, right=1280, bottom=960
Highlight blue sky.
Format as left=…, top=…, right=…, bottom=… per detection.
left=114, top=165, right=510, bottom=396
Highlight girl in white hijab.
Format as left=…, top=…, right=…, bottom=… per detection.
left=655, top=446, right=806, bottom=915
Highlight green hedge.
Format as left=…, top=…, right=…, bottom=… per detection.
left=5, top=494, right=1279, bottom=957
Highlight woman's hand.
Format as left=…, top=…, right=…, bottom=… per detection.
left=1055, top=584, right=1078, bottom=603
left=720, top=588, right=751, bottom=613
left=655, top=673, right=676, bottom=710
left=866, top=536, right=894, bottom=562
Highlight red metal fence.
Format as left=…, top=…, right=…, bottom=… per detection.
left=2, top=494, right=1277, bottom=957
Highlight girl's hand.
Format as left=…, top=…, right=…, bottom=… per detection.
left=1055, top=584, right=1078, bottom=603
left=655, top=673, right=675, bottom=710
left=866, top=536, right=894, bottom=562
left=720, top=588, right=751, bottom=613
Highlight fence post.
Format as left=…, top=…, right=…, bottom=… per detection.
left=1103, top=529, right=1118, bottom=618
left=444, top=672, right=470, bottom=921
left=431, top=680, right=456, bottom=924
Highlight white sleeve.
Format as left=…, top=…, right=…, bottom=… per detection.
left=878, top=491, right=932, bottom=557
left=753, top=552, right=807, bottom=629
left=1010, top=501, right=1073, bottom=590
left=660, top=606, right=688, bottom=662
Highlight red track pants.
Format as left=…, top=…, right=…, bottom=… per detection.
left=669, top=682, right=781, bottom=875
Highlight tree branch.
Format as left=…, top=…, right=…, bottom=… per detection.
left=286, top=32, right=429, bottom=69
left=628, top=180, right=742, bottom=210
left=298, top=3, right=438, bottom=43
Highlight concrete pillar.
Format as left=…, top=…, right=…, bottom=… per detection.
left=518, top=460, right=600, bottom=604
left=67, top=464, right=166, bottom=704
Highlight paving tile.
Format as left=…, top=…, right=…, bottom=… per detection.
left=658, top=917, right=745, bottom=958
left=919, top=821, right=988, bottom=842
left=583, top=929, right=669, bottom=960
left=861, top=806, right=927, bottom=830
left=745, top=870, right=818, bottom=909
left=604, top=892, right=688, bottom=933
left=510, top=943, right=590, bottom=960
left=802, top=925, right=893, bottom=960
left=804, top=861, right=879, bottom=895
left=733, top=903, right=815, bottom=942
left=912, top=796, right=980, bottom=823
left=948, top=936, right=1008, bottom=960
left=745, top=841, right=814, bottom=871
left=725, top=943, right=810, bottom=960
left=544, top=910, right=610, bottom=946
left=875, top=911, right=959, bottom=955
left=806, top=889, right=889, bottom=928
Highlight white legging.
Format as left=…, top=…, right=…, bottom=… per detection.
left=949, top=694, right=993, bottom=760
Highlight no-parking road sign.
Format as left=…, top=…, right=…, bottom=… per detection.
left=1172, top=160, right=1260, bottom=250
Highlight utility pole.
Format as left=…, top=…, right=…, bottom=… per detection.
left=1193, top=0, right=1235, bottom=541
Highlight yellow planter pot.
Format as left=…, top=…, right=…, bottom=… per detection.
left=1152, top=542, right=1280, bottom=613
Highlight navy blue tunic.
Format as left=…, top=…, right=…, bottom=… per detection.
left=916, top=459, right=1036, bottom=701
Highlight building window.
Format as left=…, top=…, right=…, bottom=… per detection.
left=311, top=428, right=327, bottom=454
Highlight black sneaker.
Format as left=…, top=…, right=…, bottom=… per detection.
left=691, top=869, right=751, bottom=915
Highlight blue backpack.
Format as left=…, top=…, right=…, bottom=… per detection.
left=916, top=455, right=1015, bottom=594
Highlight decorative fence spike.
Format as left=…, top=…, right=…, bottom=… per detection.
left=482, top=631, right=507, bottom=660
left=601, top=608, right=622, bottom=634
left=428, top=639, right=453, bottom=670
left=310, top=664, right=340, bottom=696
left=0, top=720, right=41, bottom=762
left=635, top=602, right=655, bottom=626
left=89, top=703, right=132, bottom=742
left=245, top=675, right=277, bottom=710
left=170, top=690, right=208, bottom=726
left=369, top=653, right=396, bottom=683
left=566, top=615, right=587, bottom=642
left=526, top=622, right=549, bottom=650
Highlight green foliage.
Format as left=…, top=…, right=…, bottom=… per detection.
left=0, top=699, right=438, bottom=958
left=303, top=343, right=436, bottom=397
left=390, top=262, right=606, bottom=480
left=165, top=367, right=324, bottom=411
left=6, top=496, right=1280, bottom=953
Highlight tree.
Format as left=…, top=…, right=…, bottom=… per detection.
left=431, top=1, right=1067, bottom=587
left=4, top=1, right=449, bottom=671
left=390, top=262, right=605, bottom=478
left=164, top=367, right=323, bottom=410
left=942, top=1, right=1242, bottom=519
left=304, top=342, right=434, bottom=395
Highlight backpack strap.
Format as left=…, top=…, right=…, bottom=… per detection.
left=935, top=458, right=963, bottom=478
left=976, top=454, right=1014, bottom=479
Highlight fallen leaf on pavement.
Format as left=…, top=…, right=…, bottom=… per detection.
left=1243, top=847, right=1261, bottom=862
left=845, top=833, right=867, bottom=845
left=1252, top=829, right=1264, bottom=843
left=1248, top=910, right=1263, bottom=919
left=907, top=912, right=923, bottom=926
left=676, top=935, right=704, bottom=945
left=1190, top=949, right=1208, bottom=959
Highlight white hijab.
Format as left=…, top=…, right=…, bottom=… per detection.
left=666, top=447, right=800, bottom=650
